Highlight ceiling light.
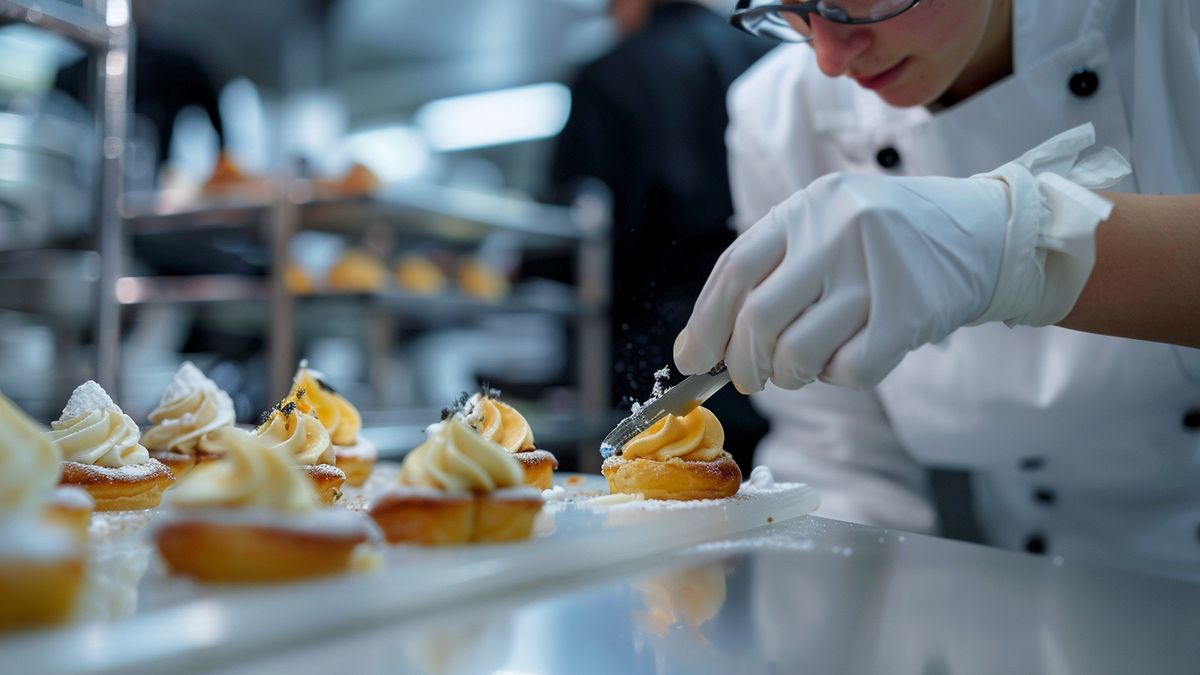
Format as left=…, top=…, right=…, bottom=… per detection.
left=416, top=82, right=571, bottom=152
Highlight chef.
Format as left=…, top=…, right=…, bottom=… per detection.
left=674, top=0, right=1200, bottom=580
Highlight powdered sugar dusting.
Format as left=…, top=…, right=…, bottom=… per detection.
left=588, top=492, right=644, bottom=506
left=541, top=485, right=567, bottom=502
left=651, top=365, right=671, bottom=398
left=61, top=380, right=122, bottom=420
left=64, top=459, right=171, bottom=483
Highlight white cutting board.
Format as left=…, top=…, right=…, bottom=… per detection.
left=0, top=466, right=818, bottom=674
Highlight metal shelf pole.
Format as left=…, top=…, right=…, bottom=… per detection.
left=573, top=183, right=612, bottom=472
left=88, top=0, right=130, bottom=393
left=267, top=183, right=298, bottom=401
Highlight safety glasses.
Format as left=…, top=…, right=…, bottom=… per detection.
left=730, top=0, right=921, bottom=42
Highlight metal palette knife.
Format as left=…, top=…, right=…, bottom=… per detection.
left=600, top=361, right=731, bottom=458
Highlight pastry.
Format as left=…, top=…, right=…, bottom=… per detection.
left=141, top=362, right=236, bottom=478
left=601, top=406, right=741, bottom=500
left=47, top=381, right=173, bottom=511
left=155, top=427, right=371, bottom=583
left=327, top=248, right=387, bottom=292
left=457, top=258, right=509, bottom=300
left=254, top=399, right=346, bottom=505
left=639, top=564, right=728, bottom=636
left=0, top=389, right=85, bottom=630
left=452, top=391, right=557, bottom=490
left=369, top=419, right=542, bottom=545
left=202, top=151, right=270, bottom=201
left=285, top=262, right=316, bottom=294
left=338, top=163, right=381, bottom=197
left=284, top=363, right=376, bottom=487
left=394, top=255, right=447, bottom=295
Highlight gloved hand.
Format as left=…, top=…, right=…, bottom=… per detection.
left=674, top=123, right=1131, bottom=392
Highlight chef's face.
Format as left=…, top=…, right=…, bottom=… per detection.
left=806, top=0, right=1003, bottom=107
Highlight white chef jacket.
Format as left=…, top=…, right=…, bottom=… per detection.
left=727, top=0, right=1200, bottom=580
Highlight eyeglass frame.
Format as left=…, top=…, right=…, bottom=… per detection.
left=729, top=0, right=923, bottom=42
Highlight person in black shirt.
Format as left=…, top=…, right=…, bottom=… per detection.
left=549, top=0, right=772, bottom=467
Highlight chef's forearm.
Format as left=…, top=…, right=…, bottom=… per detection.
left=1057, top=192, right=1200, bottom=348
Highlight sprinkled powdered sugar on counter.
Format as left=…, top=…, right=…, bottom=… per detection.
left=592, top=484, right=805, bottom=513
left=90, top=510, right=158, bottom=543
left=587, top=492, right=645, bottom=506
left=541, top=485, right=568, bottom=501
left=60, top=380, right=123, bottom=420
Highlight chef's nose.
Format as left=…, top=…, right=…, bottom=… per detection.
left=808, top=15, right=872, bottom=78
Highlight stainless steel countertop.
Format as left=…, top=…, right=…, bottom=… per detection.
left=218, top=516, right=1200, bottom=675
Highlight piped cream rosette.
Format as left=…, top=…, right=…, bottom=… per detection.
left=370, top=419, right=543, bottom=545
left=0, top=389, right=85, bottom=630
left=47, top=381, right=172, bottom=511
left=141, top=362, right=236, bottom=478
left=155, top=427, right=370, bottom=583
left=284, top=364, right=376, bottom=487
left=253, top=400, right=345, bottom=505
left=457, top=393, right=557, bottom=490
left=601, top=406, right=741, bottom=501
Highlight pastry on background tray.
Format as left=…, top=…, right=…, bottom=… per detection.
left=601, top=406, right=741, bottom=501
left=0, top=390, right=86, bottom=630
left=254, top=398, right=346, bottom=505
left=141, top=362, right=236, bottom=478
left=201, top=151, right=270, bottom=201
left=327, top=248, right=387, bottom=292
left=457, top=257, right=509, bottom=300
left=394, top=254, right=448, bottom=295
left=338, top=162, right=381, bottom=197
left=47, top=381, right=173, bottom=511
left=284, top=362, right=376, bottom=487
left=285, top=262, right=316, bottom=294
left=449, top=389, right=557, bottom=490
left=369, top=419, right=542, bottom=546
left=155, top=427, right=371, bottom=583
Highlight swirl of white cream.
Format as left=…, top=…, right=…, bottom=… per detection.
left=0, top=390, right=61, bottom=516
left=47, top=381, right=149, bottom=468
left=254, top=404, right=334, bottom=466
left=398, top=419, right=523, bottom=492
left=142, top=362, right=235, bottom=455
left=170, top=427, right=316, bottom=513
left=461, top=394, right=535, bottom=453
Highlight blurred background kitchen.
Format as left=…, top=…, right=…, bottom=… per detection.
left=0, top=0, right=769, bottom=472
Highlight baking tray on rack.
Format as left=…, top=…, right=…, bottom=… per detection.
left=0, top=467, right=818, bottom=674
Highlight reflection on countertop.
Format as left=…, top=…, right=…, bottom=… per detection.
left=221, top=516, right=1200, bottom=675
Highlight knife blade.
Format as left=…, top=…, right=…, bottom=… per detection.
left=600, top=361, right=730, bottom=459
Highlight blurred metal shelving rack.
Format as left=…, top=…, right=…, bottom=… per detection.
left=120, top=182, right=612, bottom=460
left=0, top=0, right=131, bottom=393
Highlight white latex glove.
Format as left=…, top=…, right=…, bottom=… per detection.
left=674, top=123, right=1132, bottom=392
